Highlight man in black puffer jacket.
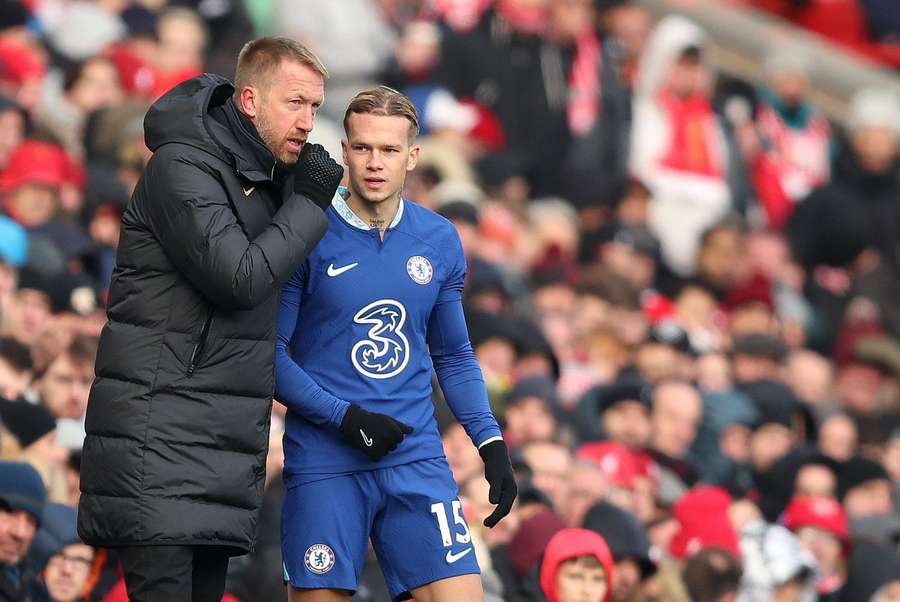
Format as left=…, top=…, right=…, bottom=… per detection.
left=77, top=37, right=342, bottom=602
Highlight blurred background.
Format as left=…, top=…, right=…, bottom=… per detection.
left=2, top=0, right=900, bottom=600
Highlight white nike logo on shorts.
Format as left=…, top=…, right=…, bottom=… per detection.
left=327, top=262, right=359, bottom=277
left=360, top=429, right=374, bottom=447
left=445, top=548, right=472, bottom=564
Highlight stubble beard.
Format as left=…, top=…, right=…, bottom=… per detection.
left=256, top=109, right=299, bottom=167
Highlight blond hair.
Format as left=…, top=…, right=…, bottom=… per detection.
left=344, top=86, right=420, bottom=143
left=234, top=37, right=327, bottom=95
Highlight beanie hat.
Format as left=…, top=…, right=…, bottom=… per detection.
left=0, top=399, right=56, bottom=448
left=782, top=496, right=849, bottom=544
left=507, top=509, right=566, bottom=577
left=838, top=456, right=890, bottom=501
left=582, top=501, right=657, bottom=579
left=0, top=461, right=46, bottom=525
left=669, top=486, right=740, bottom=559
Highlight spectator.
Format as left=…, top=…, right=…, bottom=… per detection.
left=630, top=15, right=748, bottom=276
left=0, top=461, right=47, bottom=600
left=0, top=336, right=31, bottom=401
left=737, top=521, right=818, bottom=602
left=582, top=378, right=652, bottom=449
left=682, top=547, right=743, bottom=602
left=30, top=503, right=99, bottom=602
left=539, top=528, right=615, bottom=602
left=782, top=496, right=849, bottom=600
left=648, top=379, right=703, bottom=487
left=503, top=375, right=560, bottom=450
left=32, top=335, right=96, bottom=450
left=582, top=501, right=656, bottom=602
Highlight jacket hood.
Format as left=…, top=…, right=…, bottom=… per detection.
left=540, top=528, right=615, bottom=602
left=635, top=15, right=708, bottom=98
left=143, top=73, right=277, bottom=183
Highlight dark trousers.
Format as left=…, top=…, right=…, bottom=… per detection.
left=120, top=545, right=231, bottom=602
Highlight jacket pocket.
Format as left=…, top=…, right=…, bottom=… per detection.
left=186, top=310, right=215, bottom=377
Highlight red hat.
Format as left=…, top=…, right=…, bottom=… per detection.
left=782, top=496, right=849, bottom=544
left=0, top=141, right=69, bottom=192
left=577, top=441, right=639, bottom=488
left=540, top=528, right=615, bottom=602
left=669, top=486, right=740, bottom=559
left=459, top=98, right=505, bottom=152
left=0, top=40, right=45, bottom=85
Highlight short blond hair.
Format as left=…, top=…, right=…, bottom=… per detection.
left=344, top=86, right=420, bottom=143
left=234, top=37, right=327, bottom=95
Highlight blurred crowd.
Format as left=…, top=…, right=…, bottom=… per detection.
left=1, top=0, right=900, bottom=601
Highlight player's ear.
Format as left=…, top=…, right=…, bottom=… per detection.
left=341, top=138, right=350, bottom=167
left=406, top=144, right=420, bottom=172
left=239, top=86, right=259, bottom=119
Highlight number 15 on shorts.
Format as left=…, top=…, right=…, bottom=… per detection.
left=430, top=500, right=471, bottom=547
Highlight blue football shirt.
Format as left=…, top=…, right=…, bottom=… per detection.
left=275, top=188, right=501, bottom=486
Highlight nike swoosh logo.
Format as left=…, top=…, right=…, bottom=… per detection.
left=243, top=186, right=255, bottom=197
left=445, top=548, right=472, bottom=564
left=327, top=263, right=359, bottom=277
left=360, top=429, right=374, bottom=447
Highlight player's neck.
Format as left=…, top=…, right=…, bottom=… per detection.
left=346, top=190, right=401, bottom=238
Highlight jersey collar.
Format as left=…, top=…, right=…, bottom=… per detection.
left=331, top=186, right=404, bottom=231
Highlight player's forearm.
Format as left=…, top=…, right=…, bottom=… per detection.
left=433, top=348, right=502, bottom=447
left=274, top=348, right=349, bottom=428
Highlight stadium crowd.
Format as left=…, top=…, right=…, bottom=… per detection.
left=0, top=0, right=900, bottom=600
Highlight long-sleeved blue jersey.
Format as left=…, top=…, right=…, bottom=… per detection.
left=275, top=188, right=501, bottom=486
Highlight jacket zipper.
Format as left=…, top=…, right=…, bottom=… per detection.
left=186, top=312, right=214, bottom=377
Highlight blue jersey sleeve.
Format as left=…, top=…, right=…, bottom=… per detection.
left=275, top=264, right=350, bottom=429
left=427, top=232, right=502, bottom=448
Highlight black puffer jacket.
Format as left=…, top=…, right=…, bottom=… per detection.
left=78, top=74, right=328, bottom=553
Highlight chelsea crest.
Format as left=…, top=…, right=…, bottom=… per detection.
left=406, top=255, right=433, bottom=285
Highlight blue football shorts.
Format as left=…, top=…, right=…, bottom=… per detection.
left=281, top=457, right=480, bottom=600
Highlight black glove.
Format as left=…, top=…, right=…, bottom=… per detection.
left=479, top=439, right=517, bottom=527
left=293, top=143, right=344, bottom=210
left=339, top=404, right=413, bottom=461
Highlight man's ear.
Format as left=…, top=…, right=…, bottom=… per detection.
left=238, top=86, right=259, bottom=118
left=407, top=144, right=420, bottom=172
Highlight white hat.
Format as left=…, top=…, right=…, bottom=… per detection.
left=847, top=87, right=900, bottom=136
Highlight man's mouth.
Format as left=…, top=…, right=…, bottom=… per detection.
left=286, top=138, right=305, bottom=153
left=364, top=177, right=386, bottom=189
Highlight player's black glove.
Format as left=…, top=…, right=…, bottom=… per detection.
left=293, top=143, right=344, bottom=210
left=479, top=439, right=517, bottom=527
left=339, top=404, right=413, bottom=461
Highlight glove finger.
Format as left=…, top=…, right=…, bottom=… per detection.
left=486, top=478, right=500, bottom=505
left=483, top=506, right=503, bottom=528
left=388, top=417, right=414, bottom=435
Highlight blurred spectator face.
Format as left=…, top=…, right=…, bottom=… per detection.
left=442, top=423, right=482, bottom=484
left=395, top=22, right=440, bottom=77
left=5, top=183, right=58, bottom=227
left=615, top=182, right=651, bottom=226
left=697, top=225, right=743, bottom=292
left=0, top=507, right=37, bottom=564
left=555, top=556, right=608, bottom=602
left=9, top=288, right=52, bottom=345
left=733, top=353, right=781, bottom=384
left=155, top=10, right=207, bottom=74
left=843, top=479, right=893, bottom=519
left=874, top=581, right=900, bottom=602
left=461, top=476, right=520, bottom=547
left=561, top=462, right=607, bottom=527
left=750, top=424, right=794, bottom=472
left=28, top=431, right=69, bottom=471
left=771, top=71, right=808, bottom=107
left=604, top=5, right=652, bottom=59
left=634, top=343, right=684, bottom=384
left=343, top=111, right=420, bottom=206
left=837, top=362, right=885, bottom=415
left=611, top=558, right=640, bottom=602
left=474, top=337, right=517, bottom=389
left=666, top=49, right=707, bottom=98
left=794, top=464, right=837, bottom=498
left=546, top=0, right=594, bottom=43
left=883, top=438, right=900, bottom=483
left=674, top=286, right=718, bottom=340
left=601, top=242, right=656, bottom=292
left=818, top=414, right=857, bottom=463
left=0, top=359, right=30, bottom=402
left=720, top=424, right=752, bottom=465
left=786, top=350, right=833, bottom=405
left=650, top=382, right=702, bottom=459
left=534, top=282, right=578, bottom=317
left=795, top=526, right=841, bottom=581
left=696, top=352, right=732, bottom=393
left=505, top=397, right=556, bottom=447
left=601, top=401, right=651, bottom=450
left=44, top=542, right=94, bottom=602
left=523, top=441, right=573, bottom=510
left=852, top=127, right=899, bottom=175
left=66, top=57, right=123, bottom=114
left=242, top=59, right=324, bottom=166
left=36, top=352, right=93, bottom=419
left=729, top=303, right=778, bottom=339
left=0, top=107, right=24, bottom=170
